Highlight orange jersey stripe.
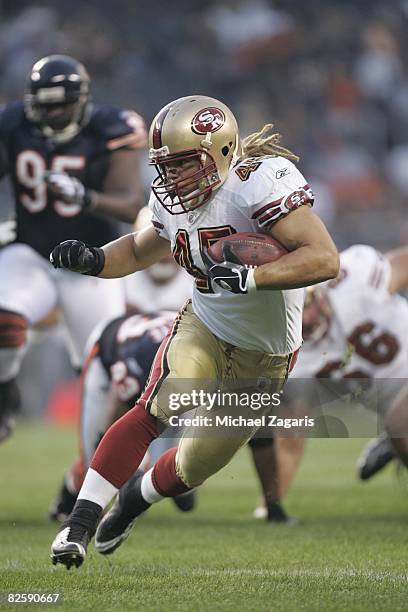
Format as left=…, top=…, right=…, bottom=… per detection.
left=106, top=131, right=148, bottom=151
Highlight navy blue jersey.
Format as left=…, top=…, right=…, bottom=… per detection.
left=97, top=311, right=176, bottom=404
left=0, top=102, right=146, bottom=259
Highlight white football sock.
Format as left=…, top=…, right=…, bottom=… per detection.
left=77, top=468, right=118, bottom=509
left=141, top=468, right=164, bottom=504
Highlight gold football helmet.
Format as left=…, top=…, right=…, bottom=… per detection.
left=149, top=95, right=240, bottom=214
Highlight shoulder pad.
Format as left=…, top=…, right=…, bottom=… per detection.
left=232, top=156, right=299, bottom=191
left=229, top=156, right=312, bottom=227
left=89, top=104, right=147, bottom=151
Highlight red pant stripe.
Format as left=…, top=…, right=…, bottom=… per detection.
left=288, top=348, right=300, bottom=373
left=139, top=308, right=183, bottom=413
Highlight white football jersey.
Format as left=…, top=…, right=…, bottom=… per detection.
left=293, top=245, right=408, bottom=382
left=125, top=268, right=193, bottom=313
left=150, top=155, right=314, bottom=354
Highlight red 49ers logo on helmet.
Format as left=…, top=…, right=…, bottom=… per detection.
left=191, top=107, right=226, bottom=134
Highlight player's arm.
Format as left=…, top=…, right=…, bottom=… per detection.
left=386, top=246, right=408, bottom=294
left=101, top=225, right=171, bottom=278
left=254, top=206, right=339, bottom=290
left=90, top=149, right=144, bottom=223
left=50, top=224, right=171, bottom=278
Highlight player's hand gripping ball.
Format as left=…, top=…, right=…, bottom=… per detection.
left=203, top=232, right=288, bottom=294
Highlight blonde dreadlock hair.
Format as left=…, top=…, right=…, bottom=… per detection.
left=239, top=123, right=299, bottom=163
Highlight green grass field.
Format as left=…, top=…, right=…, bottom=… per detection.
left=1, top=422, right=407, bottom=611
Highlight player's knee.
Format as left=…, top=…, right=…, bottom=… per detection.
left=177, top=433, right=242, bottom=488
left=176, top=452, right=208, bottom=489
left=0, top=309, right=28, bottom=348
left=177, top=466, right=206, bottom=489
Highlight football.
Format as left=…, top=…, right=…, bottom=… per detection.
left=207, top=232, right=288, bottom=267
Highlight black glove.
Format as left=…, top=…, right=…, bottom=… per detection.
left=202, top=243, right=257, bottom=294
left=49, top=240, right=105, bottom=276
left=44, top=172, right=94, bottom=209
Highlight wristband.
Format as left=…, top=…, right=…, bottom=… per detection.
left=82, top=247, right=105, bottom=276
left=246, top=267, right=257, bottom=293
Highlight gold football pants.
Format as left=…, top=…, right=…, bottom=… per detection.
left=140, top=303, right=292, bottom=488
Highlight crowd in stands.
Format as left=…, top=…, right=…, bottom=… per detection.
left=1, top=0, right=408, bottom=246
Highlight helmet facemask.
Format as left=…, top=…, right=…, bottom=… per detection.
left=148, top=96, right=240, bottom=215
left=150, top=148, right=221, bottom=214
left=25, top=90, right=90, bottom=144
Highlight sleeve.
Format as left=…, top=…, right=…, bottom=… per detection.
left=339, top=245, right=391, bottom=297
left=238, top=158, right=314, bottom=230
left=148, top=193, right=171, bottom=241
left=95, top=106, right=148, bottom=152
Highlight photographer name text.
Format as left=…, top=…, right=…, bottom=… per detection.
left=168, top=414, right=315, bottom=429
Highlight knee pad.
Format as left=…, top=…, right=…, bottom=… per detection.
left=175, top=444, right=216, bottom=489
left=175, top=460, right=205, bottom=489
left=177, top=433, right=249, bottom=489
left=0, top=309, right=28, bottom=348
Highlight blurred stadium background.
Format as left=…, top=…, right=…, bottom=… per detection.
left=1, top=2, right=408, bottom=609
left=2, top=0, right=408, bottom=417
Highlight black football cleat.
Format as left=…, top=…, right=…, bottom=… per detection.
left=48, top=479, right=78, bottom=523
left=95, top=471, right=150, bottom=555
left=357, top=433, right=396, bottom=481
left=172, top=489, right=196, bottom=512
left=50, top=524, right=90, bottom=569
left=266, top=500, right=299, bottom=525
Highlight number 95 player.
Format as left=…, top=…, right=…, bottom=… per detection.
left=49, top=95, right=339, bottom=568
left=0, top=55, right=147, bottom=441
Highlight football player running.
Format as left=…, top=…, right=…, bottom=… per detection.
left=252, top=243, right=408, bottom=519
left=49, top=95, right=339, bottom=568
left=0, top=54, right=147, bottom=441
left=49, top=206, right=194, bottom=521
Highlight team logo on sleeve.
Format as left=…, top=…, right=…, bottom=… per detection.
left=191, top=108, right=225, bottom=134
left=283, top=187, right=314, bottom=210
